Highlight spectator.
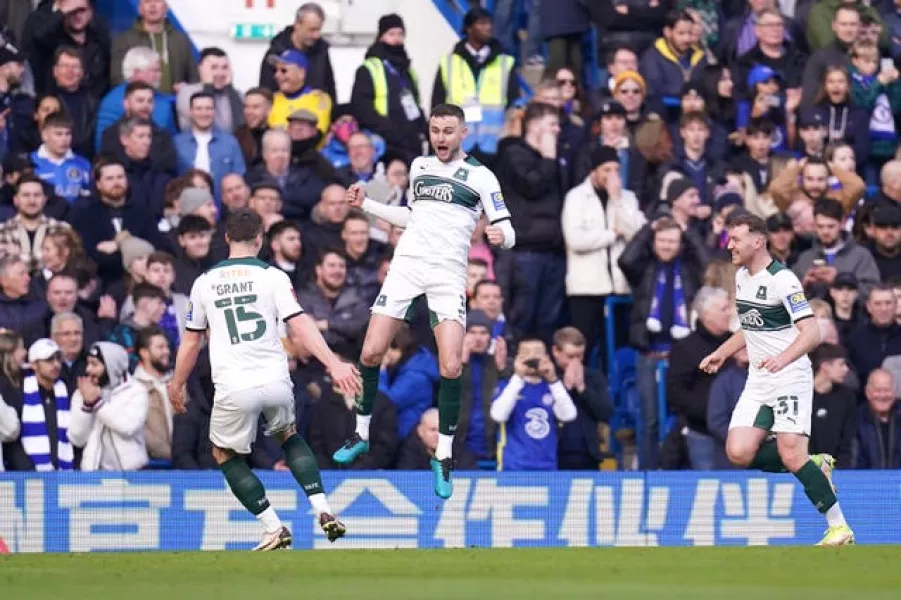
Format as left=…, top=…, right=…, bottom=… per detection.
left=297, top=248, right=369, bottom=362
left=176, top=47, right=243, bottom=134
left=667, top=286, right=733, bottom=470
left=172, top=186, right=226, bottom=261
left=266, top=49, right=331, bottom=136
left=108, top=281, right=167, bottom=372
left=553, top=327, right=614, bottom=470
left=807, top=0, right=886, bottom=51
left=246, top=128, right=324, bottom=222
left=655, top=177, right=703, bottom=233
left=121, top=251, right=188, bottom=351
left=397, top=407, right=478, bottom=470
left=116, top=117, right=173, bottom=218
left=308, top=372, right=397, bottom=470
left=801, top=4, right=859, bottom=104
left=0, top=43, right=33, bottom=156
left=174, top=91, right=246, bottom=201
left=10, top=93, right=63, bottom=156
left=0, top=330, right=23, bottom=471
left=99, top=81, right=178, bottom=175
left=640, top=9, right=710, bottom=100
left=767, top=157, right=865, bottom=214
left=69, top=157, right=169, bottom=285
left=830, top=272, right=863, bottom=341
left=562, top=145, right=645, bottom=366
left=431, top=7, right=518, bottom=167
left=69, top=341, right=146, bottom=471
left=234, top=87, right=272, bottom=168
left=540, top=0, right=590, bottom=75
left=497, top=102, right=566, bottom=342
left=490, top=337, right=577, bottom=471
left=848, top=40, right=901, bottom=178
left=104, top=232, right=154, bottom=309
left=258, top=2, right=336, bottom=100
left=350, top=14, right=426, bottom=165
left=659, top=111, right=727, bottom=211
left=378, top=325, right=440, bottom=441
left=869, top=160, right=901, bottom=211
left=303, top=184, right=350, bottom=259
left=129, top=325, right=173, bottom=463
left=619, top=217, right=707, bottom=469
left=110, top=0, right=198, bottom=95
left=867, top=204, right=901, bottom=281
left=219, top=172, right=251, bottom=217
left=847, top=285, right=901, bottom=384
left=853, top=368, right=901, bottom=468
left=21, top=271, right=114, bottom=348
left=267, top=220, right=307, bottom=290
left=812, top=66, right=870, bottom=164
left=342, top=210, right=384, bottom=303
left=248, top=178, right=284, bottom=232
left=671, top=82, right=731, bottom=158
left=51, top=310, right=86, bottom=393
left=46, top=47, right=95, bottom=158
left=793, top=198, right=880, bottom=298
left=335, top=132, right=378, bottom=185
left=0, top=254, right=46, bottom=332
left=766, top=212, right=800, bottom=266
left=0, top=174, right=71, bottom=272
left=809, top=343, right=857, bottom=468
left=172, top=215, right=213, bottom=295
left=96, top=46, right=177, bottom=152
left=794, top=107, right=830, bottom=159
left=10, top=338, right=74, bottom=470
left=706, top=346, right=749, bottom=469
left=725, top=6, right=807, bottom=78
left=30, top=0, right=110, bottom=103
left=287, top=108, right=340, bottom=180
left=30, top=111, right=91, bottom=205
left=600, top=46, right=640, bottom=96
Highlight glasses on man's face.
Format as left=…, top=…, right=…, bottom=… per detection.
left=618, top=87, right=642, bottom=96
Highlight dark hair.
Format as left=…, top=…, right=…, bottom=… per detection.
left=177, top=214, right=213, bottom=236
left=342, top=209, right=369, bottom=228
left=746, top=119, right=775, bottom=137
left=679, top=110, right=709, bottom=129
left=523, top=102, right=559, bottom=130
left=834, top=4, right=860, bottom=21
left=92, top=155, right=125, bottom=181
left=473, top=278, right=501, bottom=299
left=199, top=47, right=227, bottom=62
left=388, top=324, right=419, bottom=363
left=664, top=8, right=695, bottom=29
left=726, top=211, right=768, bottom=236
left=132, top=282, right=166, bottom=304
left=118, top=116, right=152, bottom=138
left=698, top=65, right=732, bottom=121
left=605, top=46, right=637, bottom=68
left=190, top=91, right=215, bottom=107
left=886, top=275, right=901, bottom=290
left=14, top=173, right=46, bottom=195
left=811, top=342, right=846, bottom=373
left=124, top=81, right=154, bottom=97
left=814, top=198, right=843, bottom=221
left=225, top=208, right=263, bottom=243
left=146, top=251, right=175, bottom=270
left=467, top=257, right=488, bottom=268
left=41, top=111, right=73, bottom=131
left=47, top=271, right=77, bottom=288
left=379, top=247, right=394, bottom=265
left=245, top=86, right=273, bottom=103
left=268, top=220, right=300, bottom=241
left=860, top=12, right=879, bottom=28
left=805, top=156, right=831, bottom=172
left=815, top=66, right=849, bottom=105
left=53, top=46, right=82, bottom=67
left=316, top=246, right=346, bottom=266
left=136, top=324, right=168, bottom=355
left=430, top=103, right=466, bottom=121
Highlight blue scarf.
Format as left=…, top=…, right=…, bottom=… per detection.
left=159, top=298, right=180, bottom=351
left=20, top=371, right=73, bottom=471
left=466, top=355, right=488, bottom=458
left=646, top=259, right=690, bottom=341
left=487, top=315, right=506, bottom=356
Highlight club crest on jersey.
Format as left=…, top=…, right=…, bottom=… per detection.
left=788, top=292, right=809, bottom=313
left=756, top=286, right=767, bottom=300
left=452, top=168, right=469, bottom=181
left=67, top=167, right=82, bottom=181
left=413, top=180, right=454, bottom=203
left=491, top=191, right=506, bottom=211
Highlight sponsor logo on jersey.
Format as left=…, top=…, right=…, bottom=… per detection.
left=491, top=191, right=506, bottom=211
left=413, top=179, right=454, bottom=203
left=756, top=286, right=767, bottom=300
left=787, top=292, right=809, bottom=313
left=739, top=308, right=765, bottom=328
left=186, top=301, right=193, bottom=321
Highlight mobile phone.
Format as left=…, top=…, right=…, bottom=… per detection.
left=524, top=358, right=540, bottom=369
left=881, top=58, right=895, bottom=73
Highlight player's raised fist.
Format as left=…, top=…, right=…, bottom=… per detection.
left=486, top=224, right=505, bottom=246
left=346, top=183, right=365, bottom=208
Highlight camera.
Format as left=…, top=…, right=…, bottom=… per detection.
left=524, top=358, right=540, bottom=369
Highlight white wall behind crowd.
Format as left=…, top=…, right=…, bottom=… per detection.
left=168, top=0, right=458, bottom=103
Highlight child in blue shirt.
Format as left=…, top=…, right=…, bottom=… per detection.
left=30, top=111, right=91, bottom=204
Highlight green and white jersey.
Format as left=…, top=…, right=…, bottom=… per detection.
left=398, top=154, right=511, bottom=266
left=735, top=260, right=814, bottom=374
left=185, top=257, right=303, bottom=395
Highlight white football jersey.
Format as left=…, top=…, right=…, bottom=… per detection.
left=186, top=257, right=303, bottom=395
left=735, top=260, right=814, bottom=374
left=396, top=155, right=511, bottom=266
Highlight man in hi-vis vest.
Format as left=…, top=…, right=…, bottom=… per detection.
left=431, top=7, right=520, bottom=169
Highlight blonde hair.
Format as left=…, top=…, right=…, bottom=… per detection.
left=0, top=329, right=23, bottom=387
left=808, top=298, right=834, bottom=320
left=703, top=258, right=737, bottom=302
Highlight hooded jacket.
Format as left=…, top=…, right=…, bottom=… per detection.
left=259, top=29, right=336, bottom=100
left=380, top=347, right=440, bottom=440
left=68, top=342, right=148, bottom=471
left=792, top=232, right=881, bottom=299
left=110, top=18, right=198, bottom=95
left=638, top=37, right=709, bottom=99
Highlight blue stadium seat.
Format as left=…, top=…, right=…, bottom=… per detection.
left=147, top=459, right=174, bottom=470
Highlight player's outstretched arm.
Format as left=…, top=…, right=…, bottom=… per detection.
left=287, top=313, right=361, bottom=397
left=167, top=329, right=204, bottom=414
left=361, top=198, right=411, bottom=228
left=700, top=330, right=746, bottom=374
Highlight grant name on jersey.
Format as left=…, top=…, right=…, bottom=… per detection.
left=215, top=281, right=254, bottom=296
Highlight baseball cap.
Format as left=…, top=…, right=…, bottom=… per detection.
left=598, top=100, right=626, bottom=118
left=872, top=205, right=901, bottom=228
left=766, top=212, right=793, bottom=232
left=267, top=49, right=308, bottom=70
left=288, top=109, right=318, bottom=124
left=798, top=107, right=826, bottom=128
left=831, top=272, right=858, bottom=290
left=28, top=338, right=61, bottom=363
left=747, top=65, right=781, bottom=88
left=252, top=177, right=282, bottom=195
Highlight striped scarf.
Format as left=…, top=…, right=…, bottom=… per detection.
left=21, top=372, right=73, bottom=471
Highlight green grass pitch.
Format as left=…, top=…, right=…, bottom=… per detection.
left=3, top=546, right=901, bottom=600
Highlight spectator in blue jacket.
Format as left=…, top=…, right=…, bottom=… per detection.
left=174, top=91, right=245, bottom=203
left=30, top=111, right=91, bottom=204
left=95, top=46, right=175, bottom=153
left=706, top=346, right=748, bottom=470
left=99, top=81, right=177, bottom=175
left=854, top=368, right=901, bottom=469
left=639, top=9, right=710, bottom=101
left=379, top=325, right=439, bottom=441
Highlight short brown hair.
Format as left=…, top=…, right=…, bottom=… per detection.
left=553, top=326, right=585, bottom=349
left=679, top=110, right=709, bottom=130
left=726, top=211, right=768, bottom=236
left=225, top=208, right=263, bottom=243
left=146, top=251, right=175, bottom=270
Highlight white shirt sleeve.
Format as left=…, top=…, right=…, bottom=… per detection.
left=272, top=269, right=304, bottom=323
left=185, top=275, right=208, bottom=332
left=0, top=394, right=20, bottom=442
left=776, top=270, right=814, bottom=323
left=548, top=380, right=577, bottom=423
left=490, top=375, right=524, bottom=423
left=478, top=168, right=516, bottom=249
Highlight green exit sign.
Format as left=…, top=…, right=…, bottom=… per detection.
left=231, top=24, right=277, bottom=40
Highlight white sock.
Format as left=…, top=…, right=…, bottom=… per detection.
left=355, top=414, right=372, bottom=441
left=308, top=492, right=331, bottom=516
left=826, top=503, right=847, bottom=528
left=436, top=433, right=454, bottom=460
left=256, top=506, right=282, bottom=533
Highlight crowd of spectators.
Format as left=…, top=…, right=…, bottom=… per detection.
left=0, top=0, right=900, bottom=474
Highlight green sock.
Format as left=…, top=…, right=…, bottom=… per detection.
left=795, top=459, right=837, bottom=513
left=438, top=376, right=461, bottom=435
left=220, top=456, right=270, bottom=515
left=749, top=440, right=788, bottom=473
left=283, top=434, right=324, bottom=496
left=357, top=362, right=380, bottom=416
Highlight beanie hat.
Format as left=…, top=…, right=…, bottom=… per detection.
left=612, top=71, right=647, bottom=96
left=119, top=233, right=155, bottom=271
left=590, top=145, right=620, bottom=169
left=378, top=13, right=405, bottom=38
left=665, top=178, right=698, bottom=205
left=178, top=187, right=214, bottom=217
